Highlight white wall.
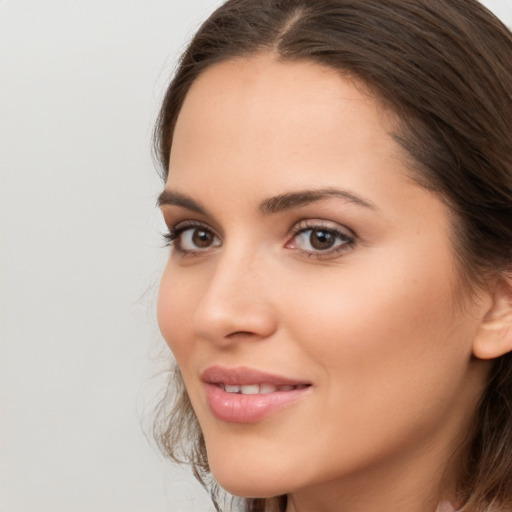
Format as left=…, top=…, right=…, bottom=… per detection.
left=0, top=1, right=221, bottom=511
left=1, top=1, right=510, bottom=511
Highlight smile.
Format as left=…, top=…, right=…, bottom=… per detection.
left=220, top=383, right=309, bottom=394
left=201, top=366, right=312, bottom=423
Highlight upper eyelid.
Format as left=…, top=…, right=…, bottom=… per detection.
left=166, top=218, right=222, bottom=237
left=172, top=219, right=211, bottom=230
left=164, top=217, right=356, bottom=240
left=289, top=219, right=356, bottom=237
left=160, top=205, right=217, bottom=227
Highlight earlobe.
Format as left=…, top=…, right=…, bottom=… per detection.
left=473, top=273, right=512, bottom=360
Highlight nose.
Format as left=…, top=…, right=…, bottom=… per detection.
left=192, top=250, right=277, bottom=346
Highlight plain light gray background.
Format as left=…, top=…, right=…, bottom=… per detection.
left=1, top=1, right=511, bottom=511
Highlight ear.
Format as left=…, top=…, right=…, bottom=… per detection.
left=473, top=273, right=512, bottom=360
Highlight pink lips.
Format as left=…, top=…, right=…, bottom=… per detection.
left=201, top=366, right=312, bottom=423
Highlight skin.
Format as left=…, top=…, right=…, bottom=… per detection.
left=157, top=54, right=494, bottom=512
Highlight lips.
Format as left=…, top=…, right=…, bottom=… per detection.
left=222, top=383, right=307, bottom=394
left=201, top=366, right=312, bottom=423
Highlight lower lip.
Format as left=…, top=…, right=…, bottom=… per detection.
left=205, top=384, right=311, bottom=423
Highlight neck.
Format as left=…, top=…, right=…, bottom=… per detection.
left=285, top=432, right=462, bottom=512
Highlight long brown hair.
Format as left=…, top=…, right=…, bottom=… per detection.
left=153, top=1, right=512, bottom=510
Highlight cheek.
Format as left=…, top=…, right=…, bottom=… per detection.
left=265, top=250, right=483, bottom=480
left=279, top=246, right=472, bottom=415
left=286, top=260, right=452, bottom=345
left=157, top=264, right=196, bottom=361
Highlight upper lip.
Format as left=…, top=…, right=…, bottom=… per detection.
left=201, top=366, right=311, bottom=387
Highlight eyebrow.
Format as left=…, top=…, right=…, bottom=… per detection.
left=258, top=187, right=377, bottom=214
left=157, top=187, right=377, bottom=215
left=157, top=190, right=207, bottom=214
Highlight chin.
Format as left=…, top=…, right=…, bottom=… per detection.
left=208, top=454, right=291, bottom=498
left=215, top=477, right=286, bottom=499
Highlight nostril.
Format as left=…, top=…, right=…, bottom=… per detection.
left=226, top=331, right=258, bottom=338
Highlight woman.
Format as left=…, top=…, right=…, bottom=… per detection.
left=153, top=1, right=512, bottom=511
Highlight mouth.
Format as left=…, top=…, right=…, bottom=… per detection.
left=201, top=366, right=312, bottom=423
left=216, top=383, right=310, bottom=394
left=201, top=365, right=311, bottom=387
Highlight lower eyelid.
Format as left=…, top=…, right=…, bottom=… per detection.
left=297, top=239, right=355, bottom=259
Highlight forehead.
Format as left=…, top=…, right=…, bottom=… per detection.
left=169, top=54, right=406, bottom=189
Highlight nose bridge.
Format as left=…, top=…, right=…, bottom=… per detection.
left=192, top=244, right=276, bottom=343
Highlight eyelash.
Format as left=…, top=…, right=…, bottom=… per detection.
left=162, top=221, right=218, bottom=249
left=162, top=220, right=356, bottom=259
left=287, top=220, right=356, bottom=258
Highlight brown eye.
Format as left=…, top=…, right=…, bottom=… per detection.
left=309, top=229, right=336, bottom=250
left=177, top=225, right=221, bottom=252
left=192, top=228, right=215, bottom=248
left=289, top=223, right=355, bottom=256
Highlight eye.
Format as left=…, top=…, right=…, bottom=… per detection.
left=180, top=227, right=218, bottom=250
left=165, top=222, right=221, bottom=253
left=286, top=221, right=355, bottom=257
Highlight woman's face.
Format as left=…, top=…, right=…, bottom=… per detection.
left=158, top=55, right=491, bottom=509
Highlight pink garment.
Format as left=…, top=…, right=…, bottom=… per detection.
left=435, top=501, right=458, bottom=512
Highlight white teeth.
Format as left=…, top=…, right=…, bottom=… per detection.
left=259, top=384, right=278, bottom=394
left=222, top=383, right=300, bottom=394
left=240, top=384, right=260, bottom=395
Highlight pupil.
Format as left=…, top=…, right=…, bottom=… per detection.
left=310, top=229, right=334, bottom=250
left=193, top=229, right=213, bottom=248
